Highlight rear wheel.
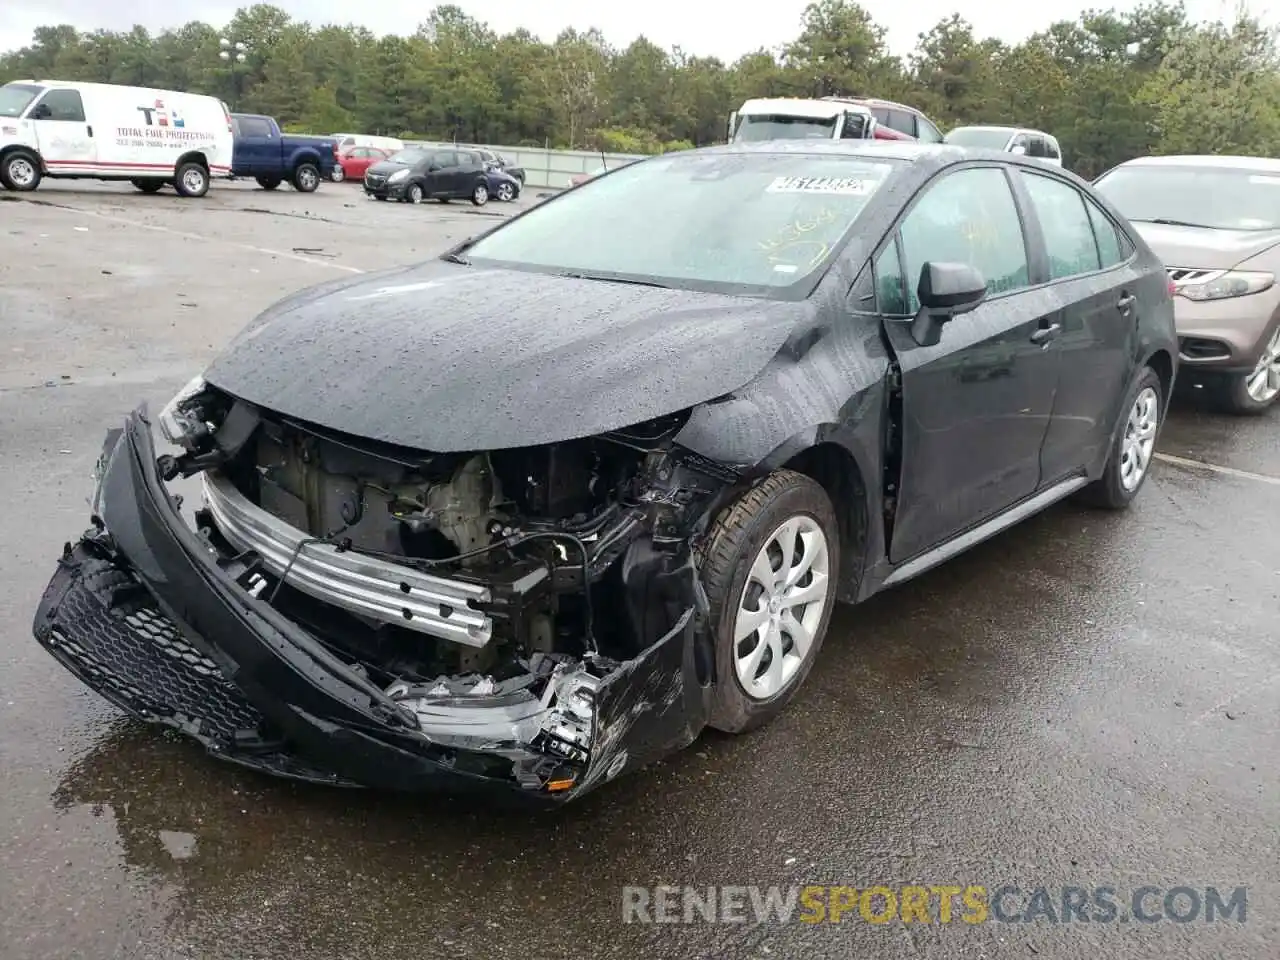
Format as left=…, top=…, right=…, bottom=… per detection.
left=131, top=179, right=165, bottom=193
left=1, top=151, right=41, bottom=192
left=330, top=165, right=345, bottom=183
left=1076, top=366, right=1163, bottom=509
left=292, top=163, right=320, bottom=193
left=1217, top=324, right=1280, bottom=414
left=471, top=181, right=489, bottom=206
left=697, top=470, right=840, bottom=734
left=173, top=161, right=210, bottom=198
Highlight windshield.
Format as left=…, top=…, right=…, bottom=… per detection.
left=944, top=127, right=1015, bottom=149
left=388, top=148, right=430, bottom=165
left=1095, top=165, right=1280, bottom=230
left=735, top=114, right=838, bottom=142
left=463, top=151, right=899, bottom=296
left=0, top=83, right=43, bottom=118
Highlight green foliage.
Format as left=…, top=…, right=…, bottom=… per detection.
left=2, top=0, right=1276, bottom=173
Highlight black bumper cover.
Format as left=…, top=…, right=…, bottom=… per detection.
left=33, top=409, right=707, bottom=803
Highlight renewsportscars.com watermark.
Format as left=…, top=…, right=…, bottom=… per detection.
left=622, top=885, right=1248, bottom=925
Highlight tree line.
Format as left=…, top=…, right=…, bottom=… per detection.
left=2, top=0, right=1278, bottom=178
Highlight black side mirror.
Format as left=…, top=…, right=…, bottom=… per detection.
left=427, top=164, right=441, bottom=172
left=910, top=262, right=988, bottom=347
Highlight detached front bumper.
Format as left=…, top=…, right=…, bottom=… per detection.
left=32, top=409, right=706, bottom=802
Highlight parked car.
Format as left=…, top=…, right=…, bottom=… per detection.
left=33, top=141, right=1176, bottom=804
left=230, top=113, right=336, bottom=192
left=0, top=79, right=233, bottom=196
left=468, top=147, right=526, bottom=185
left=944, top=126, right=1063, bottom=166
left=823, top=96, right=944, bottom=142
left=363, top=145, right=498, bottom=204
left=332, top=145, right=390, bottom=183
left=331, top=132, right=404, bottom=154
left=1094, top=154, right=1280, bottom=413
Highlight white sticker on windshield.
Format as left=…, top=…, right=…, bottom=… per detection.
left=1249, top=175, right=1280, bottom=185
left=766, top=175, right=879, bottom=195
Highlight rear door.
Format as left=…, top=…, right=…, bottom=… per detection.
left=453, top=150, right=483, bottom=195
left=874, top=163, right=1061, bottom=561
left=1017, top=168, right=1140, bottom=481
left=28, top=87, right=96, bottom=171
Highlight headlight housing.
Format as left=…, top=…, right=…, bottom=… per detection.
left=387, top=168, right=409, bottom=184
left=1177, top=270, right=1275, bottom=302
left=158, top=375, right=211, bottom=448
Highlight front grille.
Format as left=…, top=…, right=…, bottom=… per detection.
left=1166, top=267, right=1223, bottom=286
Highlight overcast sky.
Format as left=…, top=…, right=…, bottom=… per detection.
left=0, top=0, right=1268, bottom=62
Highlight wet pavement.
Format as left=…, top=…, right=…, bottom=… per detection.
left=1, top=183, right=1276, bottom=960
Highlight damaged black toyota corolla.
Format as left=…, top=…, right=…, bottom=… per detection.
left=34, top=141, right=1178, bottom=802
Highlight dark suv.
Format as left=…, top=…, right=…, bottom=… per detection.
left=363, top=146, right=495, bottom=205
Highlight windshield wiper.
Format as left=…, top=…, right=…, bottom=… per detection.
left=1131, top=217, right=1216, bottom=229
left=558, top=272, right=670, bottom=288
left=440, top=252, right=470, bottom=265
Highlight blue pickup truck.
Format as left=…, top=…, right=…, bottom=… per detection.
left=230, top=113, right=337, bottom=192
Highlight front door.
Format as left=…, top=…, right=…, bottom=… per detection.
left=28, top=88, right=96, bottom=171
left=875, top=164, right=1061, bottom=563
left=422, top=150, right=454, bottom=196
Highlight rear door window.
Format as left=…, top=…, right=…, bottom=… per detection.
left=1084, top=196, right=1127, bottom=267
left=886, top=110, right=917, bottom=136
left=34, top=88, right=85, bottom=122
left=1020, top=171, right=1103, bottom=279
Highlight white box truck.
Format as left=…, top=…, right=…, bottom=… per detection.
left=0, top=79, right=234, bottom=197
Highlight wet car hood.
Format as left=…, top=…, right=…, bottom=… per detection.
left=202, top=261, right=811, bottom=451
left=1129, top=221, right=1280, bottom=270
left=365, top=159, right=415, bottom=177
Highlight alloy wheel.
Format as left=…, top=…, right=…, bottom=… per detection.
left=732, top=515, right=831, bottom=700
left=181, top=167, right=206, bottom=195
left=331, top=166, right=345, bottom=182
left=1245, top=325, right=1280, bottom=404
left=497, top=182, right=515, bottom=201
left=474, top=183, right=489, bottom=204
left=7, top=157, right=36, bottom=188
left=1119, top=385, right=1159, bottom=491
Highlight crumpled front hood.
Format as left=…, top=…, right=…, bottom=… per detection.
left=1130, top=221, right=1280, bottom=270
left=202, top=260, right=811, bottom=451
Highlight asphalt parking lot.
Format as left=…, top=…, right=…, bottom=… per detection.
left=1, top=180, right=1277, bottom=960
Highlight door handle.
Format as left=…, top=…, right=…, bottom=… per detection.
left=1117, top=293, right=1136, bottom=312
left=1030, top=322, right=1061, bottom=344
left=86, top=125, right=93, bottom=137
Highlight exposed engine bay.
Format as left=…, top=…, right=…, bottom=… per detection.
left=151, top=380, right=736, bottom=771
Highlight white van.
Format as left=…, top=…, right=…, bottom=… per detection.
left=0, top=79, right=234, bottom=197
left=331, top=132, right=405, bottom=154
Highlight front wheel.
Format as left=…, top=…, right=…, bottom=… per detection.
left=404, top=183, right=423, bottom=204
left=1, top=151, right=42, bottom=192
left=697, top=470, right=840, bottom=734
left=292, top=162, right=320, bottom=192
left=173, top=161, right=210, bottom=198
left=1076, top=365, right=1164, bottom=509
left=471, top=181, right=489, bottom=206
left=330, top=165, right=345, bottom=183
left=1217, top=324, right=1280, bottom=413
left=495, top=181, right=516, bottom=202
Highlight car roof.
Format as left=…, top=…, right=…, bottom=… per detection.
left=1120, top=154, right=1280, bottom=171
left=669, top=139, right=1066, bottom=175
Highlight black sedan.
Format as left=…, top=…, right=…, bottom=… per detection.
left=363, top=145, right=507, bottom=205
left=33, top=141, right=1177, bottom=803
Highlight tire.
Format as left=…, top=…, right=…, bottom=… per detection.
left=256, top=176, right=281, bottom=190
left=496, top=181, right=516, bottom=202
left=696, top=469, right=840, bottom=734
left=292, top=162, right=320, bottom=193
left=404, top=183, right=423, bottom=204
left=131, top=179, right=165, bottom=193
left=471, top=181, right=489, bottom=206
left=1, top=150, right=42, bottom=192
left=1214, top=323, right=1280, bottom=414
left=1075, top=365, right=1164, bottom=509
left=173, top=161, right=210, bottom=198
left=330, top=165, right=345, bottom=183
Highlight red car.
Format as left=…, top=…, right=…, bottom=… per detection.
left=821, top=96, right=943, bottom=143
left=332, top=146, right=391, bottom=183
